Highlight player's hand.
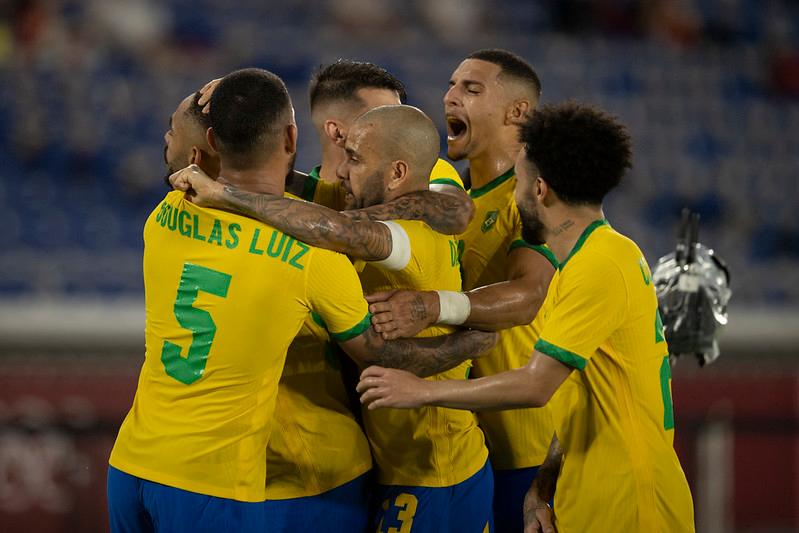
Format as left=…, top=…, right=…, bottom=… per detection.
left=523, top=485, right=556, bottom=533
left=366, top=290, right=439, bottom=340
left=198, top=78, right=222, bottom=113
left=169, top=164, right=225, bottom=208
left=356, top=366, right=432, bottom=410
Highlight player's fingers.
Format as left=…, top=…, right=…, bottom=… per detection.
left=359, top=387, right=387, bottom=406
left=359, top=365, right=387, bottom=380
left=538, top=509, right=556, bottom=533
left=370, top=312, right=394, bottom=325
left=198, top=78, right=221, bottom=103
left=355, top=376, right=383, bottom=394
left=366, top=290, right=397, bottom=304
left=380, top=329, right=401, bottom=340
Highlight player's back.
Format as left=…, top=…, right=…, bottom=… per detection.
left=110, top=191, right=362, bottom=503
left=358, top=219, right=488, bottom=487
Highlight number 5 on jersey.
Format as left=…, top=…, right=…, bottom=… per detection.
left=162, top=263, right=232, bottom=385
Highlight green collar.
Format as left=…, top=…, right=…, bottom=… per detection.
left=469, top=167, right=515, bottom=198
left=309, top=165, right=322, bottom=179
left=558, top=219, right=608, bottom=270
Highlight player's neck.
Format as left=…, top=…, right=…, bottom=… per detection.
left=318, top=139, right=345, bottom=183
left=219, top=162, right=287, bottom=196
left=468, top=141, right=520, bottom=189
left=545, top=205, right=606, bottom=265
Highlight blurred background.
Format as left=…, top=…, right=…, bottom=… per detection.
left=0, top=0, right=797, bottom=531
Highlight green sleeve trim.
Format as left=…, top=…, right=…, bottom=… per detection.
left=558, top=219, right=608, bottom=270
left=329, top=312, right=373, bottom=342
left=300, top=166, right=322, bottom=201
left=469, top=167, right=515, bottom=198
left=508, top=240, right=559, bottom=269
left=535, top=338, right=588, bottom=371
left=310, top=310, right=327, bottom=330
left=430, top=178, right=464, bottom=190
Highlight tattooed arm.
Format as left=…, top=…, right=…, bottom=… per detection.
left=338, top=326, right=497, bottom=378
left=522, top=435, right=560, bottom=532
left=169, top=164, right=394, bottom=260
left=342, top=184, right=475, bottom=234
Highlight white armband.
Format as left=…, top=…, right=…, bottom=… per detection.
left=371, top=221, right=411, bottom=271
left=436, top=290, right=471, bottom=325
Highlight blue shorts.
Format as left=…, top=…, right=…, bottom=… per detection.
left=264, top=472, right=371, bottom=533
left=107, top=465, right=269, bottom=533
left=373, top=461, right=493, bottom=533
left=493, top=465, right=551, bottom=533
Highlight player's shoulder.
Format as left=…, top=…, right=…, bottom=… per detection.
left=428, top=158, right=465, bottom=190
left=566, top=222, right=643, bottom=281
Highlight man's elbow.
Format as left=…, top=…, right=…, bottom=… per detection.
left=450, top=198, right=475, bottom=234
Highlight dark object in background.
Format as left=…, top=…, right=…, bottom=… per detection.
left=653, top=208, right=732, bottom=366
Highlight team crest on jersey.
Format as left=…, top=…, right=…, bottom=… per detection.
left=481, top=210, right=499, bottom=233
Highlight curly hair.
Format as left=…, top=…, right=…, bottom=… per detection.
left=309, top=59, right=407, bottom=111
left=519, top=102, right=632, bottom=205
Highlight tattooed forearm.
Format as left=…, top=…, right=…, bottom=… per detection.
left=220, top=185, right=392, bottom=261
left=364, top=327, right=498, bottom=378
left=532, top=435, right=562, bottom=502
left=343, top=188, right=475, bottom=235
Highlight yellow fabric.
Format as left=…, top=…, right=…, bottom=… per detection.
left=457, top=169, right=555, bottom=469
left=536, top=221, right=695, bottom=532
left=360, top=219, right=488, bottom=487
left=428, top=158, right=465, bottom=190
left=109, top=191, right=370, bottom=502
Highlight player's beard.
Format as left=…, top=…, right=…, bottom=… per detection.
left=350, top=168, right=385, bottom=209
left=518, top=200, right=546, bottom=245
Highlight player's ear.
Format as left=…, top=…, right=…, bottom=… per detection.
left=205, top=127, right=220, bottom=156
left=285, top=124, right=298, bottom=155
left=387, top=160, right=408, bottom=191
left=189, top=146, right=201, bottom=166
left=324, top=120, right=347, bottom=148
left=537, top=177, right=553, bottom=206
left=506, top=99, right=531, bottom=125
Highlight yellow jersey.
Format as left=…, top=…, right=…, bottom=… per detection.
left=535, top=220, right=695, bottom=532
left=458, top=168, right=556, bottom=470
left=109, top=191, right=371, bottom=502
left=359, top=219, right=488, bottom=487
left=263, top=193, right=372, bottom=500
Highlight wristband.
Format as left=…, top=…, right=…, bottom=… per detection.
left=436, top=290, right=471, bottom=325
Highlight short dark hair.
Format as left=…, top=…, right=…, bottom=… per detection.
left=185, top=91, right=210, bottom=130
left=519, top=102, right=632, bottom=205
left=208, top=68, right=291, bottom=160
left=308, top=59, right=407, bottom=111
left=467, top=48, right=542, bottom=98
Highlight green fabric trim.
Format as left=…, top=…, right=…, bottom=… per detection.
left=310, top=310, right=327, bottom=330
left=469, top=167, right=515, bottom=198
left=329, top=313, right=373, bottom=342
left=508, top=240, right=559, bottom=269
left=535, top=338, right=588, bottom=371
left=430, top=178, right=464, bottom=190
left=558, top=219, right=608, bottom=271
left=300, top=166, right=322, bottom=202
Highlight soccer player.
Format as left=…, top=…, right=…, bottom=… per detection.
left=365, top=49, right=556, bottom=532
left=172, top=104, right=494, bottom=532
left=108, top=69, right=496, bottom=533
left=198, top=59, right=474, bottom=234
left=358, top=102, right=696, bottom=533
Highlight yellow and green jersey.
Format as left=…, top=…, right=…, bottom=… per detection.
left=301, top=158, right=465, bottom=210
left=263, top=192, right=372, bottom=500
left=457, top=167, right=556, bottom=470
left=109, top=191, right=371, bottom=502
left=536, top=220, right=694, bottom=532
left=359, top=219, right=488, bottom=487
